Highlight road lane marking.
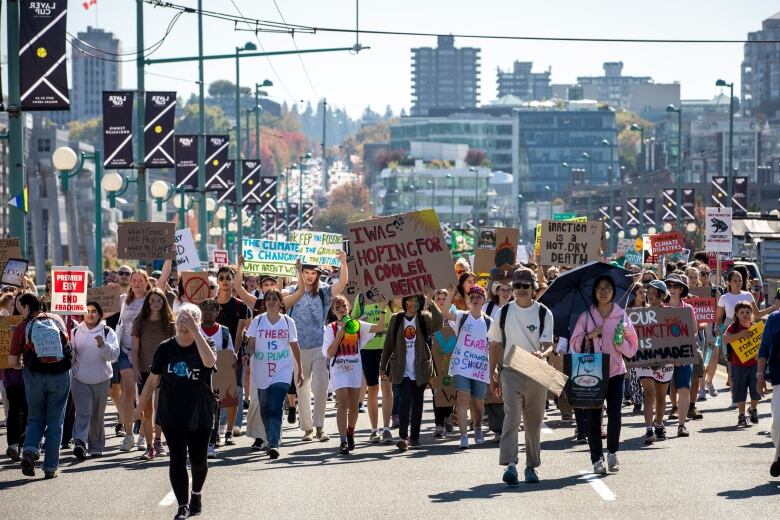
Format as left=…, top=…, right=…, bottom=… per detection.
left=578, top=470, right=617, bottom=501
left=159, top=478, right=191, bottom=507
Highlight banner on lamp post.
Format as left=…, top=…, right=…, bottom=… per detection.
left=20, top=1, right=69, bottom=110
left=175, top=135, right=198, bottom=191
left=143, top=92, right=177, bottom=168
left=102, top=91, right=134, bottom=169
left=662, top=189, right=676, bottom=222
left=711, top=176, right=727, bottom=208
left=733, top=177, right=748, bottom=216
left=682, top=188, right=695, bottom=221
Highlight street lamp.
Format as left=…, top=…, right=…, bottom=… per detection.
left=666, top=104, right=683, bottom=224
left=601, top=138, right=616, bottom=251
left=427, top=179, right=435, bottom=209
left=52, top=145, right=105, bottom=286
left=470, top=166, right=478, bottom=227
left=629, top=123, right=646, bottom=231
left=581, top=152, right=592, bottom=217
left=715, top=79, right=734, bottom=205
left=234, top=42, right=258, bottom=254
left=172, top=191, right=193, bottom=228
left=544, top=185, right=552, bottom=220
left=150, top=180, right=172, bottom=213
left=446, top=173, right=456, bottom=229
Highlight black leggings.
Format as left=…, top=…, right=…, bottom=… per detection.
left=398, top=378, right=426, bottom=441
left=162, top=428, right=211, bottom=506
left=585, top=374, right=625, bottom=463
left=4, top=384, right=27, bottom=446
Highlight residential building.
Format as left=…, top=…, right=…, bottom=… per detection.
left=70, top=27, right=123, bottom=122
left=411, top=36, right=480, bottom=116
left=496, top=61, right=552, bottom=101
left=682, top=93, right=738, bottom=118
left=742, top=11, right=780, bottom=117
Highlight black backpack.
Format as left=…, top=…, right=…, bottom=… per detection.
left=497, top=302, right=549, bottom=355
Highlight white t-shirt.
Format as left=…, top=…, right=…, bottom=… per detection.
left=201, top=325, right=235, bottom=353
left=487, top=301, right=554, bottom=366
left=322, top=321, right=375, bottom=391
left=482, top=301, right=505, bottom=321
left=717, top=291, right=754, bottom=321
left=248, top=314, right=298, bottom=390
left=448, top=311, right=490, bottom=384
left=118, top=296, right=143, bottom=354
left=402, top=316, right=417, bottom=380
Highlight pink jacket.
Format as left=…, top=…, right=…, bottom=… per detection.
left=570, top=304, right=639, bottom=378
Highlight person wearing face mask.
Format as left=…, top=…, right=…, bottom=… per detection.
left=70, top=302, right=120, bottom=459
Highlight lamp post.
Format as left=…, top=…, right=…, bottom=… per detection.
left=254, top=80, right=273, bottom=158
left=428, top=179, right=435, bottom=209
left=517, top=194, right=525, bottom=237
left=601, top=139, right=616, bottom=250
left=234, top=42, right=258, bottom=255
left=581, top=152, right=592, bottom=218
left=630, top=124, right=645, bottom=231
left=52, top=146, right=105, bottom=286
left=172, top=189, right=193, bottom=229
left=666, top=104, right=683, bottom=223
left=544, top=185, right=552, bottom=220
left=282, top=168, right=291, bottom=238
left=446, top=173, right=456, bottom=230
left=715, top=79, right=734, bottom=204
left=150, top=180, right=174, bottom=214
left=470, top=166, right=478, bottom=226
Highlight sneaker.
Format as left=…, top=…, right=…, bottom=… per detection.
left=347, top=434, right=355, bottom=451
left=697, top=389, right=707, bottom=402
left=369, top=431, right=381, bottom=443
left=607, top=452, right=620, bottom=472
left=153, top=438, right=166, bottom=457
left=232, top=427, right=241, bottom=437
left=137, top=435, right=146, bottom=452
left=224, top=432, right=235, bottom=446
left=409, top=439, right=420, bottom=449
left=493, top=432, right=502, bottom=443
left=43, top=470, right=57, bottom=479
left=524, top=466, right=540, bottom=483
left=207, top=444, right=217, bottom=458
left=61, top=439, right=71, bottom=450
left=771, top=457, right=780, bottom=478
left=90, top=451, right=103, bottom=458
left=173, top=505, right=189, bottom=520
left=358, top=402, right=365, bottom=414
left=444, top=416, right=454, bottom=433
left=141, top=448, right=155, bottom=461
left=339, top=442, right=349, bottom=455
left=668, top=406, right=678, bottom=420
left=120, top=435, right=135, bottom=452
left=73, top=440, right=87, bottom=461
left=707, top=382, right=718, bottom=397
left=302, top=430, right=314, bottom=441
left=287, top=406, right=297, bottom=425
left=251, top=439, right=265, bottom=451
left=189, top=494, right=202, bottom=516
left=576, top=434, right=588, bottom=444
left=327, top=393, right=334, bottom=402
left=687, top=406, right=703, bottom=420
left=315, top=427, right=330, bottom=442
left=243, top=399, right=250, bottom=410
left=391, top=415, right=400, bottom=429
left=115, top=424, right=126, bottom=437
left=593, top=457, right=607, bottom=475
left=458, top=435, right=469, bottom=450
left=677, top=425, right=689, bottom=437
left=654, top=425, right=667, bottom=441
left=433, top=425, right=445, bottom=438
left=6, top=443, right=20, bottom=462
left=268, top=447, right=280, bottom=459
left=474, top=429, right=485, bottom=446
left=737, top=413, right=748, bottom=427
left=749, top=407, right=759, bottom=424
left=644, top=428, right=656, bottom=445
left=502, top=465, right=520, bottom=486
left=382, top=430, right=393, bottom=444
left=21, top=452, right=35, bottom=477
left=396, top=439, right=408, bottom=452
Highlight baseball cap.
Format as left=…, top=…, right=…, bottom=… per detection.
left=258, top=275, right=277, bottom=285
left=512, top=268, right=537, bottom=289
left=301, top=263, right=322, bottom=273
left=467, top=286, right=486, bottom=298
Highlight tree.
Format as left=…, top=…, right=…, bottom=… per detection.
left=68, top=117, right=102, bottom=147
left=465, top=149, right=487, bottom=167
left=208, top=80, right=234, bottom=98
left=176, top=103, right=232, bottom=135
left=313, top=181, right=374, bottom=235
left=615, top=110, right=654, bottom=175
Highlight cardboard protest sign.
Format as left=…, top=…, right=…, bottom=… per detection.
left=242, top=238, right=341, bottom=277
left=625, top=306, right=697, bottom=367
left=539, top=219, right=603, bottom=266
left=474, top=227, right=519, bottom=272
left=213, top=249, right=229, bottom=267
left=650, top=231, right=683, bottom=256
left=347, top=209, right=456, bottom=303
left=290, top=230, right=342, bottom=250
left=506, top=348, right=567, bottom=396
left=118, top=222, right=175, bottom=260
left=1, top=258, right=28, bottom=287
left=87, top=286, right=122, bottom=314
left=683, top=293, right=717, bottom=324
left=175, top=229, right=201, bottom=272
left=0, top=238, right=21, bottom=267
left=213, top=349, right=239, bottom=408
left=50, top=266, right=89, bottom=314
left=732, top=321, right=764, bottom=364
left=705, top=207, right=732, bottom=253
left=0, top=315, right=23, bottom=369
left=429, top=327, right=457, bottom=407
left=181, top=271, right=211, bottom=304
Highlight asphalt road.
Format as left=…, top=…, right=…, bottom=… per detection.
left=1, top=369, right=777, bottom=519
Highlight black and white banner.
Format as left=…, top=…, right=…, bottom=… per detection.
left=214, top=161, right=236, bottom=203
left=288, top=203, right=300, bottom=230
left=240, top=160, right=263, bottom=205
left=682, top=188, right=695, bottom=221
left=20, top=1, right=69, bottom=110
left=613, top=205, right=624, bottom=232
left=733, top=176, right=748, bottom=216
left=598, top=205, right=610, bottom=231
left=175, top=135, right=198, bottom=191
left=626, top=197, right=641, bottom=226
left=102, top=91, right=134, bottom=169
left=272, top=208, right=285, bottom=235
left=643, top=197, right=656, bottom=227
left=205, top=135, right=230, bottom=190
left=302, top=202, right=315, bottom=229
left=662, top=188, right=676, bottom=222
left=143, top=92, right=176, bottom=168
left=711, top=176, right=727, bottom=208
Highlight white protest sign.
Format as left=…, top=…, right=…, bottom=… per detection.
left=206, top=243, right=217, bottom=264
left=448, top=316, right=490, bottom=384
left=516, top=245, right=529, bottom=265
left=175, top=229, right=201, bottom=272
left=705, top=207, right=732, bottom=253
left=51, top=266, right=89, bottom=315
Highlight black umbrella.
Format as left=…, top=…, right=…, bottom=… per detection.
left=538, top=261, right=635, bottom=339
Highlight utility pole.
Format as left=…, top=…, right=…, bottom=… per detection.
left=135, top=0, right=148, bottom=221
left=321, top=98, right=328, bottom=194
left=7, top=0, right=27, bottom=254
left=196, top=0, right=207, bottom=257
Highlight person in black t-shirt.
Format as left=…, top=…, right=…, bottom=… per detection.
left=134, top=304, right=216, bottom=520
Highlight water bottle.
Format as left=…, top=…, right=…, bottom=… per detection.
left=614, top=317, right=625, bottom=346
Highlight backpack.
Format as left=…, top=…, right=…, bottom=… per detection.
left=219, top=326, right=230, bottom=350
left=289, top=288, right=326, bottom=323
left=497, top=302, right=549, bottom=362
left=24, top=313, right=71, bottom=373
left=455, top=312, right=493, bottom=344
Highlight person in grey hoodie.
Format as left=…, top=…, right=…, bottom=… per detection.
left=71, top=302, right=120, bottom=459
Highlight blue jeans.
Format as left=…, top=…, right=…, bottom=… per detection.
left=258, top=383, right=288, bottom=448
left=22, top=368, right=71, bottom=472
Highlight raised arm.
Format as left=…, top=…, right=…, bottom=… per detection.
left=330, top=251, right=348, bottom=297
left=234, top=257, right=259, bottom=308
left=159, top=258, right=173, bottom=292
left=282, top=260, right=305, bottom=309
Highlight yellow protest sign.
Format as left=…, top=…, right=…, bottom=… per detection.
left=732, top=321, right=764, bottom=364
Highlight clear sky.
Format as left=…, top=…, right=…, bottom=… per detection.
left=4, top=0, right=778, bottom=118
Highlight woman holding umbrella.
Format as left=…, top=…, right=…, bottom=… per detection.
left=570, top=275, right=639, bottom=475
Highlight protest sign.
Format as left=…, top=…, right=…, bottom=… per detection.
left=118, top=222, right=175, bottom=260
left=213, top=249, right=229, bottom=267
left=206, top=243, right=217, bottom=264
left=534, top=224, right=542, bottom=258
left=213, top=349, right=239, bottom=408
left=650, top=231, right=683, bottom=256
left=242, top=238, right=341, bottom=277
left=731, top=321, right=764, bottom=364
left=625, top=306, right=697, bottom=367
left=181, top=271, right=211, bottom=304
left=0, top=238, right=21, bottom=267
left=347, top=209, right=456, bottom=303
left=683, top=292, right=716, bottom=324
left=667, top=248, right=690, bottom=264
left=563, top=352, right=610, bottom=408
left=87, top=286, right=122, bottom=314
left=290, top=230, right=342, bottom=250
left=1, top=258, right=28, bottom=287
left=429, top=327, right=457, bottom=407
left=705, top=207, right=732, bottom=253
left=50, top=266, right=89, bottom=314
left=707, top=252, right=733, bottom=271
left=539, top=219, right=603, bottom=266
left=175, top=229, right=201, bottom=272
left=507, top=348, right=567, bottom=396
left=516, top=245, right=529, bottom=265
left=448, top=319, right=490, bottom=384
left=474, top=227, right=519, bottom=272
left=0, top=315, right=23, bottom=369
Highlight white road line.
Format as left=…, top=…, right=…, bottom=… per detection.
left=578, top=470, right=617, bottom=501
left=159, top=478, right=191, bottom=507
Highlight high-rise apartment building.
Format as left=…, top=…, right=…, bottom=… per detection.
left=70, top=26, right=122, bottom=122
left=496, top=61, right=551, bottom=101
left=742, top=12, right=780, bottom=117
left=411, top=36, right=480, bottom=116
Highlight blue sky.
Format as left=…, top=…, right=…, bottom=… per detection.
left=4, top=0, right=777, bottom=117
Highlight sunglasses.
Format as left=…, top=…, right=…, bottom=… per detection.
left=514, top=282, right=532, bottom=290
left=218, top=275, right=233, bottom=281
left=118, top=272, right=131, bottom=276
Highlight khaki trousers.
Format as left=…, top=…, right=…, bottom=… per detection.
left=499, top=367, right=547, bottom=468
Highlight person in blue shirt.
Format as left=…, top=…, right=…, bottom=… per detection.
left=757, top=291, right=780, bottom=478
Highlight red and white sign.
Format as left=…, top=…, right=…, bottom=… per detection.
left=683, top=296, right=717, bottom=324
left=213, top=249, right=229, bottom=267
left=51, top=266, right=89, bottom=315
left=650, top=231, right=683, bottom=255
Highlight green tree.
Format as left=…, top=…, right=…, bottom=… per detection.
left=176, top=103, right=232, bottom=135
left=68, top=117, right=102, bottom=147
left=615, top=110, right=654, bottom=174
left=313, top=181, right=373, bottom=234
